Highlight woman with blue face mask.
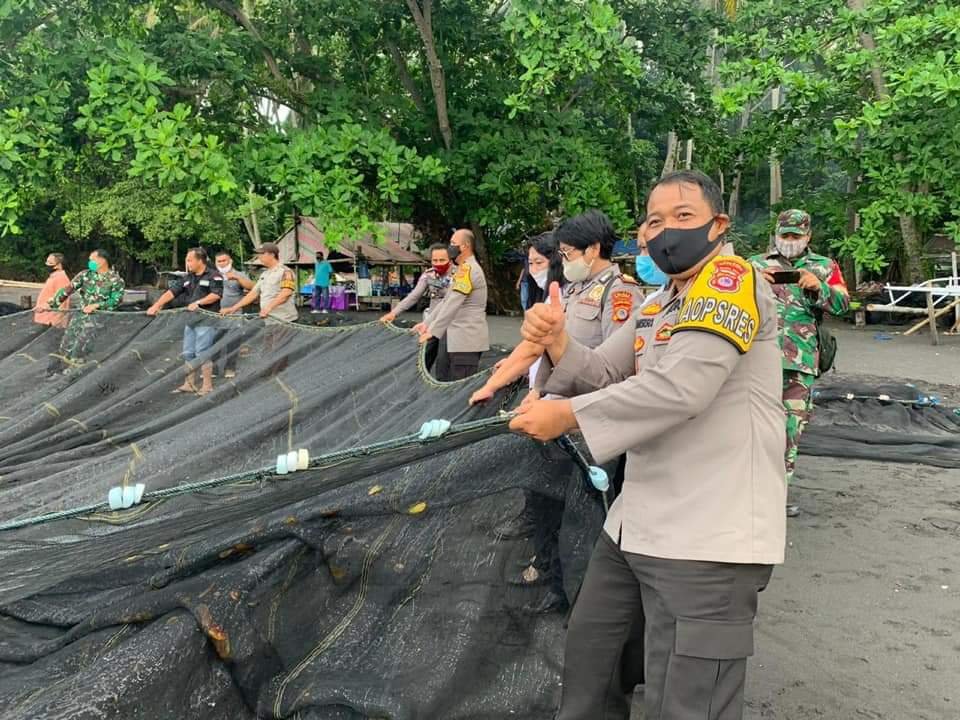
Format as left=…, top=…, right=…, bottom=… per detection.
left=634, top=221, right=670, bottom=289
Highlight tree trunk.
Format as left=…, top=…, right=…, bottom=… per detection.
left=726, top=110, right=750, bottom=218
left=627, top=113, right=639, bottom=219
left=847, top=0, right=925, bottom=283
left=661, top=131, right=680, bottom=176
left=247, top=185, right=261, bottom=248
left=386, top=40, right=428, bottom=116
left=843, top=170, right=859, bottom=287
left=728, top=167, right=743, bottom=218
left=769, top=86, right=783, bottom=209
left=406, top=0, right=453, bottom=150
left=205, top=0, right=291, bottom=92
left=899, top=214, right=925, bottom=283
left=468, top=220, right=489, bottom=269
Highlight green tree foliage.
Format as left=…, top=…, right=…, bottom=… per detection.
left=713, top=0, right=960, bottom=278
left=10, top=0, right=953, bottom=288
left=0, top=0, right=720, bottom=279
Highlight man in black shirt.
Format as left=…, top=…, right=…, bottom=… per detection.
left=147, top=247, right=223, bottom=396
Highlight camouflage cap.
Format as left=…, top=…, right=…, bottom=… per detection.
left=776, top=209, right=811, bottom=236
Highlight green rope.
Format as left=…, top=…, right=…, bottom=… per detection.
left=0, top=413, right=514, bottom=533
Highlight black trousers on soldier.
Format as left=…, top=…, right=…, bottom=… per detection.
left=558, top=532, right=773, bottom=720
left=433, top=337, right=481, bottom=381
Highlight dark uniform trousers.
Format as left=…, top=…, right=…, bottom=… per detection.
left=558, top=532, right=773, bottom=720
left=423, top=336, right=440, bottom=374
left=433, top=337, right=481, bottom=381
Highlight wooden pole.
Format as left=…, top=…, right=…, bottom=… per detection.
left=952, top=251, right=959, bottom=330
left=924, top=292, right=940, bottom=345
left=903, top=299, right=960, bottom=337
left=293, top=210, right=301, bottom=305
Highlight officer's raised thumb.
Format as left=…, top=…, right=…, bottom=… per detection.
left=548, top=281, right=561, bottom=306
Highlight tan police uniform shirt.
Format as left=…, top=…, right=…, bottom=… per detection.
left=534, top=265, right=644, bottom=391
left=427, top=257, right=490, bottom=353
left=562, top=265, right=645, bottom=349
left=254, top=264, right=298, bottom=322
left=543, top=247, right=787, bottom=565
left=392, top=268, right=451, bottom=322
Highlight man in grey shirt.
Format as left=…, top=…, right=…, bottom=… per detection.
left=214, top=250, right=253, bottom=378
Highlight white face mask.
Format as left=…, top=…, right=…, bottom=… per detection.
left=531, top=268, right=549, bottom=289
left=562, top=257, right=591, bottom=283
left=217, top=264, right=232, bottom=275
left=775, top=238, right=808, bottom=259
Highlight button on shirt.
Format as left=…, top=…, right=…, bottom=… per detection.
left=169, top=267, right=224, bottom=312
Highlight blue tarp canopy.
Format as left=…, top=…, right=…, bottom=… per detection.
left=612, top=237, right=640, bottom=259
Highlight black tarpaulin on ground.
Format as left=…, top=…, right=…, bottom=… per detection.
left=802, top=378, right=960, bottom=468
left=0, top=310, right=958, bottom=719
left=0, top=310, right=603, bottom=720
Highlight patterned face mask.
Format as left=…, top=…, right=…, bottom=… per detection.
left=775, top=238, right=809, bottom=258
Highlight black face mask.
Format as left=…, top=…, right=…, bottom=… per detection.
left=46, top=265, right=57, bottom=273
left=447, top=244, right=461, bottom=262
left=646, top=219, right=722, bottom=275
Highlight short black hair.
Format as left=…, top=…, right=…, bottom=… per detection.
left=187, top=247, right=208, bottom=263
left=648, top=170, right=725, bottom=215
left=428, top=243, right=449, bottom=256
left=215, top=249, right=232, bottom=259
left=554, top=210, right=617, bottom=260
left=91, top=248, right=110, bottom=265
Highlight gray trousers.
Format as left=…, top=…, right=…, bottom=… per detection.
left=558, top=532, right=773, bottom=720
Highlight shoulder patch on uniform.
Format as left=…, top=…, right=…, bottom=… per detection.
left=451, top=264, right=473, bottom=295
left=674, top=255, right=759, bottom=354
left=280, top=268, right=297, bottom=291
left=611, top=290, right=634, bottom=324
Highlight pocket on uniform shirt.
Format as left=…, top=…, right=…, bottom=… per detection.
left=574, top=303, right=600, bottom=321
left=674, top=617, right=755, bottom=659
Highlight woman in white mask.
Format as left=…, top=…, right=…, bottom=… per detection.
left=523, top=231, right=566, bottom=309
left=471, top=232, right=564, bottom=401
left=472, top=217, right=641, bottom=614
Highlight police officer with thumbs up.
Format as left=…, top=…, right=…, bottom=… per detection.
left=511, top=171, right=786, bottom=720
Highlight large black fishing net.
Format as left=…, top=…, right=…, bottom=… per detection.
left=0, top=309, right=957, bottom=719
left=0, top=309, right=602, bottom=720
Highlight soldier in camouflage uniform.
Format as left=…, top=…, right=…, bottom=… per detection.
left=750, top=210, right=849, bottom=515
left=47, top=249, right=125, bottom=373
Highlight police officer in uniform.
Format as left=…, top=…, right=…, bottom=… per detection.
left=417, top=229, right=489, bottom=381
left=514, top=213, right=644, bottom=610
left=511, top=170, right=786, bottom=720
left=381, top=243, right=454, bottom=372
left=552, top=210, right=643, bottom=352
